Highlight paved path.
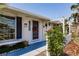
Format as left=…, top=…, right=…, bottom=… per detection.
left=7, top=41, right=46, bottom=56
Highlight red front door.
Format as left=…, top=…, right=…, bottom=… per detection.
left=32, top=21, right=39, bottom=39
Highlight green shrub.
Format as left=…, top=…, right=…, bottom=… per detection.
left=0, top=45, right=11, bottom=53
left=0, top=41, right=28, bottom=54
left=47, top=25, right=64, bottom=56
left=13, top=41, right=28, bottom=49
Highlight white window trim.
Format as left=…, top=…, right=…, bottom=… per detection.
left=0, top=15, right=16, bottom=41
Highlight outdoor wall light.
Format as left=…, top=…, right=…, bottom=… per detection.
left=45, top=23, right=47, bottom=28
left=48, top=22, right=51, bottom=26
left=24, top=23, right=27, bottom=27
left=43, top=25, right=45, bottom=28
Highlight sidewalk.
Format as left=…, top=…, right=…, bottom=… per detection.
left=7, top=41, right=46, bottom=56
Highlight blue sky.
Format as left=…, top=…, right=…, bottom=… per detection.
left=9, top=3, right=73, bottom=20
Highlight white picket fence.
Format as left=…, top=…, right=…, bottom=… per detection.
left=64, top=33, right=72, bottom=45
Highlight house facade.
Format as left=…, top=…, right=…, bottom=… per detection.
left=0, top=5, right=53, bottom=45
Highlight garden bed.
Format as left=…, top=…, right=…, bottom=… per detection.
left=36, top=50, right=46, bottom=56
left=0, top=41, right=28, bottom=55
left=63, top=40, right=79, bottom=56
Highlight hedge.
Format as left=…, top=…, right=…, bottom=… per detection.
left=47, top=25, right=64, bottom=56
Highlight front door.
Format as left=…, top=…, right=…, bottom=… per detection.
left=32, top=21, right=39, bottom=40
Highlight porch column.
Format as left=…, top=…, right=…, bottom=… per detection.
left=69, top=21, right=71, bottom=34
left=62, top=17, right=65, bottom=37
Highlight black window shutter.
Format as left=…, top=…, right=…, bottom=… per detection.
left=16, top=16, right=22, bottom=39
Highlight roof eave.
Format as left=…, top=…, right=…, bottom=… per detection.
left=5, top=6, right=51, bottom=21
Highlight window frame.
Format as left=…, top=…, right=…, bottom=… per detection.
left=0, top=14, right=16, bottom=41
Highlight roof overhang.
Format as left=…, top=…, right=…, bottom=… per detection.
left=0, top=5, right=51, bottom=21
left=50, top=20, right=62, bottom=25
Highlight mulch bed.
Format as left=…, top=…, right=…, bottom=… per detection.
left=36, top=51, right=46, bottom=56
left=64, top=40, right=79, bottom=56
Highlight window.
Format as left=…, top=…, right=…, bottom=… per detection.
left=0, top=14, right=15, bottom=40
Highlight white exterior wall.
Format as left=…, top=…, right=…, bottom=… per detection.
left=22, top=17, right=52, bottom=44
left=0, top=9, right=49, bottom=45
left=22, top=17, right=45, bottom=44
left=42, top=21, right=53, bottom=42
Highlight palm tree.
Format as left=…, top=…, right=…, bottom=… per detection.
left=71, top=3, right=79, bottom=41
left=0, top=3, right=7, bottom=9
left=71, top=13, right=79, bottom=24
left=71, top=3, right=79, bottom=11
left=71, top=3, right=79, bottom=24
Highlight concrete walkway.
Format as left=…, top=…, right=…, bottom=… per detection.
left=7, top=41, right=46, bottom=56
